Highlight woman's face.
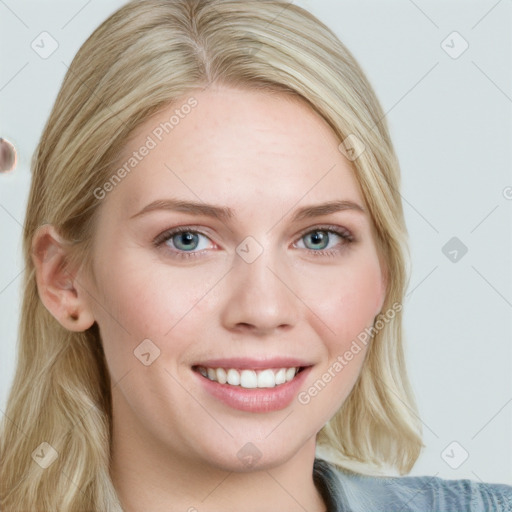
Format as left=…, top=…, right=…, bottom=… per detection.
left=83, top=86, right=386, bottom=471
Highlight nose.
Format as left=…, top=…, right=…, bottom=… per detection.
left=219, top=248, right=299, bottom=336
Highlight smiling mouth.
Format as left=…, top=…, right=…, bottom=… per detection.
left=193, top=365, right=307, bottom=389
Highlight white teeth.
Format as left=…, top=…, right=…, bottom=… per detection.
left=216, top=367, right=227, bottom=384
left=227, top=368, right=241, bottom=386
left=240, top=370, right=258, bottom=388
left=198, top=366, right=301, bottom=388
left=285, top=368, right=296, bottom=382
left=257, top=369, right=276, bottom=388
left=275, top=368, right=286, bottom=385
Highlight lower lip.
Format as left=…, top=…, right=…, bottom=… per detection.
left=194, top=367, right=312, bottom=413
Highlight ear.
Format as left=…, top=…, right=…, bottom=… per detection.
left=31, top=224, right=95, bottom=332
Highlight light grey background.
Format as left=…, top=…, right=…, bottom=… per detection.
left=1, top=0, right=511, bottom=485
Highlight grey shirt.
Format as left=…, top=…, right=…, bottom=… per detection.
left=313, top=458, right=512, bottom=511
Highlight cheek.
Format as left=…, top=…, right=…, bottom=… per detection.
left=293, top=255, right=383, bottom=417
left=90, top=251, right=224, bottom=367
left=299, top=251, right=384, bottom=351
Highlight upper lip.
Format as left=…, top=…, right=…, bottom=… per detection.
left=193, top=357, right=312, bottom=370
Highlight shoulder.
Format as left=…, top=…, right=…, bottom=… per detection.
left=374, top=473, right=512, bottom=512
left=315, top=459, right=512, bottom=512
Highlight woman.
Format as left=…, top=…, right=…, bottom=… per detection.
left=1, top=1, right=510, bottom=510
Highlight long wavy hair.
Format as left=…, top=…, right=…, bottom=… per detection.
left=0, top=1, right=423, bottom=510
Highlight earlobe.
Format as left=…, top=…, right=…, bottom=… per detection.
left=31, top=224, right=95, bottom=332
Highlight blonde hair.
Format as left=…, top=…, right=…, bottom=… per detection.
left=0, top=0, right=423, bottom=510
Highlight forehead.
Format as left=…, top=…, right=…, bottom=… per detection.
left=109, top=86, right=364, bottom=216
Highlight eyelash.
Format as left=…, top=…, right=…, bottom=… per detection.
left=153, top=224, right=355, bottom=260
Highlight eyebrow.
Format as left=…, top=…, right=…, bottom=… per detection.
left=129, top=198, right=365, bottom=222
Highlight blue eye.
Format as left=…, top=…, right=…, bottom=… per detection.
left=172, top=231, right=201, bottom=251
left=295, top=227, right=352, bottom=253
left=303, top=230, right=332, bottom=250
left=154, top=228, right=212, bottom=255
left=154, top=225, right=354, bottom=260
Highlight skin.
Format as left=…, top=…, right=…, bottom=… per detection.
left=33, top=86, right=386, bottom=512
